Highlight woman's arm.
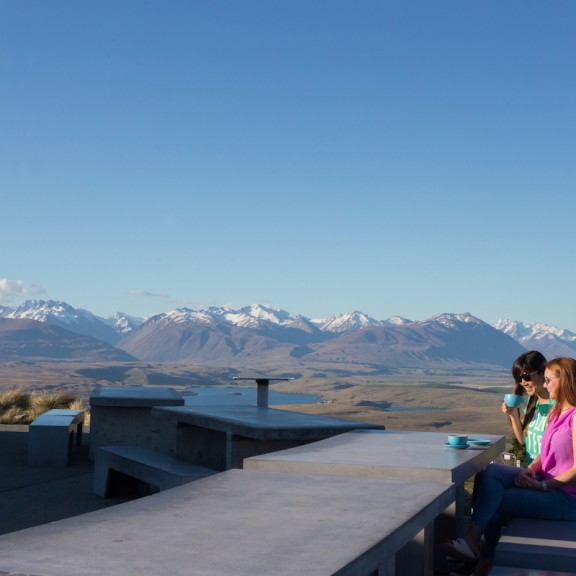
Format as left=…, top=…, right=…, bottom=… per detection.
left=543, top=413, right=576, bottom=489
left=503, top=402, right=525, bottom=444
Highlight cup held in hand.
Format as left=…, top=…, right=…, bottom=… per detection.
left=504, top=394, right=524, bottom=408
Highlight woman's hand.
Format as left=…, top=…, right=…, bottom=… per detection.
left=514, top=468, right=541, bottom=490
left=502, top=401, right=514, bottom=414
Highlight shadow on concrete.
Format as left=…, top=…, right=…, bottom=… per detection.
left=0, top=425, right=135, bottom=535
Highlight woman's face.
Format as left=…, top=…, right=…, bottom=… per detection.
left=518, top=370, right=546, bottom=397
left=544, top=369, right=560, bottom=400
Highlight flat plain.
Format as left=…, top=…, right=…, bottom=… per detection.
left=0, top=361, right=513, bottom=439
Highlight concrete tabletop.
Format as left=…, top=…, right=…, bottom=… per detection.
left=90, top=385, right=185, bottom=407
left=0, top=469, right=455, bottom=576
left=244, top=429, right=505, bottom=483
left=152, top=404, right=384, bottom=440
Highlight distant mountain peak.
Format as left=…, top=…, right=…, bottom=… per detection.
left=428, top=312, right=484, bottom=327
left=319, top=311, right=380, bottom=333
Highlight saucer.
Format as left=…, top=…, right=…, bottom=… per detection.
left=444, top=442, right=469, bottom=450
left=468, top=439, right=490, bottom=446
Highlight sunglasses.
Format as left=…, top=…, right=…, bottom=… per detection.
left=516, top=370, right=539, bottom=383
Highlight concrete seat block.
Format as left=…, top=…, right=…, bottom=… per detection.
left=27, top=409, right=85, bottom=467
left=495, top=518, right=576, bottom=572
left=93, top=445, right=217, bottom=497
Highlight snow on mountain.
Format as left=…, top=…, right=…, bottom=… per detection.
left=384, top=315, right=412, bottom=326
left=102, top=312, right=143, bottom=335
left=495, top=318, right=576, bottom=343
left=494, top=318, right=576, bottom=357
left=144, top=308, right=218, bottom=328
left=319, top=311, right=382, bottom=333
left=142, top=304, right=312, bottom=332
left=6, top=297, right=576, bottom=363
left=425, top=312, right=484, bottom=328
left=5, top=299, right=121, bottom=345
left=239, top=304, right=298, bottom=325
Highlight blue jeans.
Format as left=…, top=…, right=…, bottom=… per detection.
left=471, top=463, right=576, bottom=560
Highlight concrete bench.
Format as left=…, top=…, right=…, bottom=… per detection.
left=27, top=409, right=85, bottom=467
left=93, top=445, right=217, bottom=497
left=495, top=517, right=576, bottom=572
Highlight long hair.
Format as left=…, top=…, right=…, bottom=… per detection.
left=545, top=357, right=576, bottom=421
left=511, top=350, right=547, bottom=431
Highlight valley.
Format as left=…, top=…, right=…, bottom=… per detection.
left=0, top=360, right=514, bottom=438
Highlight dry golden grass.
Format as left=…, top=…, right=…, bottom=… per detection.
left=0, top=388, right=83, bottom=424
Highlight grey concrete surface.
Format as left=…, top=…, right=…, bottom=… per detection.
left=0, top=425, right=134, bottom=536
left=152, top=404, right=385, bottom=469
left=90, top=385, right=185, bottom=407
left=28, top=409, right=84, bottom=467
left=0, top=468, right=455, bottom=576
left=244, top=429, right=505, bottom=484
left=495, top=518, right=576, bottom=572
left=93, top=445, right=217, bottom=496
left=89, top=385, right=185, bottom=457
left=244, top=428, right=505, bottom=575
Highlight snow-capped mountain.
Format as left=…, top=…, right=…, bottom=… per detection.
left=494, top=318, right=576, bottom=358
left=424, top=312, right=482, bottom=328
left=317, top=311, right=382, bottom=333
left=102, top=312, right=144, bottom=335
left=3, top=298, right=576, bottom=368
left=1, top=300, right=124, bottom=345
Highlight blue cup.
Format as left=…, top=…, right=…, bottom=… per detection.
left=504, top=394, right=524, bottom=408
left=447, top=434, right=468, bottom=446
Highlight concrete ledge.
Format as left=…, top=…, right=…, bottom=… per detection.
left=490, top=567, right=576, bottom=576
left=93, top=445, right=217, bottom=497
left=27, top=409, right=84, bottom=467
left=495, top=518, right=576, bottom=572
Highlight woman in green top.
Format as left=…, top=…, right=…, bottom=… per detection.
left=502, top=350, right=554, bottom=464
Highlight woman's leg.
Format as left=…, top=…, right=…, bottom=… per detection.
left=500, top=486, right=576, bottom=521
left=480, top=480, right=576, bottom=562
left=454, top=464, right=523, bottom=558
left=470, top=464, right=523, bottom=528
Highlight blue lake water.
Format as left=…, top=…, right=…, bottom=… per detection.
left=181, top=387, right=444, bottom=411
left=182, top=387, right=319, bottom=406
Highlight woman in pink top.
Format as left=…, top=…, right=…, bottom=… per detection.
left=444, top=356, right=576, bottom=575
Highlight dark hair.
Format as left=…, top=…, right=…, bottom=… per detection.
left=544, top=357, right=576, bottom=421
left=511, top=350, right=547, bottom=431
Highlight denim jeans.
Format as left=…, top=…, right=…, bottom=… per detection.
left=471, top=463, right=576, bottom=560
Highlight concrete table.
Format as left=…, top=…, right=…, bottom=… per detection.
left=0, top=469, right=455, bottom=576
left=245, top=429, right=505, bottom=575
left=151, top=404, right=385, bottom=470
left=89, top=385, right=185, bottom=457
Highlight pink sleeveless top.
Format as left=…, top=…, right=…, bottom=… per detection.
left=540, top=407, right=576, bottom=498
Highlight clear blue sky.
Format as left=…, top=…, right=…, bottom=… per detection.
left=2, top=1, right=575, bottom=329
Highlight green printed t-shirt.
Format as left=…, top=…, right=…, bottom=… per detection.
left=524, top=399, right=555, bottom=464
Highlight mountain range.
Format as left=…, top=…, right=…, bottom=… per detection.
left=1, top=299, right=575, bottom=369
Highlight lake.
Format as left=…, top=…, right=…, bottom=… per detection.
left=182, top=387, right=319, bottom=406
left=181, top=386, right=444, bottom=411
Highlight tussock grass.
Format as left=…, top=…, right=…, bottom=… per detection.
left=0, top=388, right=31, bottom=412
left=0, top=388, right=86, bottom=424
left=0, top=406, right=29, bottom=424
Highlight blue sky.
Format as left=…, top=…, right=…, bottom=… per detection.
left=1, top=1, right=575, bottom=329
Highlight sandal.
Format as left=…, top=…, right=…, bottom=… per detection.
left=443, top=538, right=478, bottom=563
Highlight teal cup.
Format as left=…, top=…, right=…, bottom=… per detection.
left=447, top=434, right=468, bottom=446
